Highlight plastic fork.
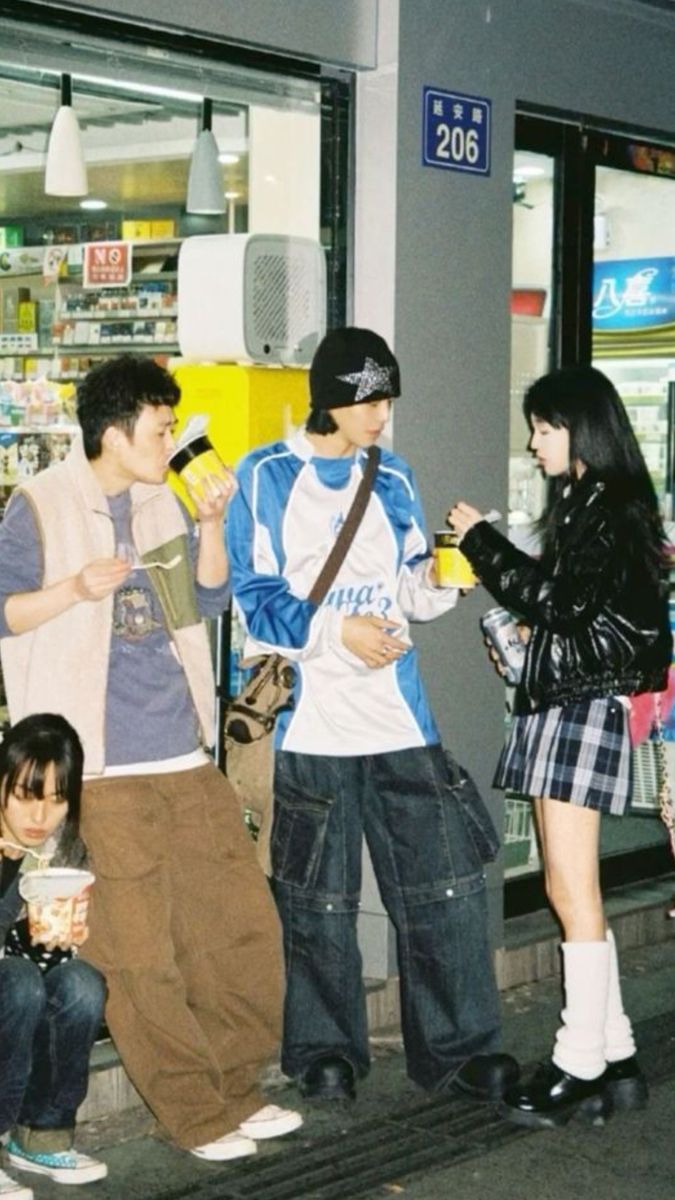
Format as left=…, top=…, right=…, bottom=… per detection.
left=137, top=554, right=183, bottom=570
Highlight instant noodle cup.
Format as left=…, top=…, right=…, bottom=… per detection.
left=19, top=868, right=95, bottom=946
left=433, top=530, right=477, bottom=588
left=169, top=414, right=229, bottom=502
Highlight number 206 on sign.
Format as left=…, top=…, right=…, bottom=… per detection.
left=423, top=87, right=491, bottom=176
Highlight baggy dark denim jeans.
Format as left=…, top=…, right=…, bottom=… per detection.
left=0, top=956, right=106, bottom=1134
left=271, top=743, right=502, bottom=1091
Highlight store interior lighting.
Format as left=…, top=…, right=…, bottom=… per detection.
left=44, top=73, right=88, bottom=197
left=186, top=97, right=225, bottom=215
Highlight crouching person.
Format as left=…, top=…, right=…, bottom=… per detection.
left=0, top=714, right=107, bottom=1197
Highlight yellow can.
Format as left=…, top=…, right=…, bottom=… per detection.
left=433, top=530, right=477, bottom=588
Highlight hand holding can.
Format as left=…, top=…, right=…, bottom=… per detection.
left=480, top=607, right=526, bottom=684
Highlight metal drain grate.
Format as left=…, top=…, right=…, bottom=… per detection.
left=156, top=1009, right=675, bottom=1200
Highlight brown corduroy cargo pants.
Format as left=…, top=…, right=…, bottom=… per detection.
left=80, top=761, right=284, bottom=1149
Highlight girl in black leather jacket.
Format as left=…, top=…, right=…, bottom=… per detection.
left=450, top=365, right=671, bottom=1132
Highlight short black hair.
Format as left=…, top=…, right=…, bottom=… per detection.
left=305, top=408, right=338, bottom=435
left=0, top=713, right=84, bottom=855
left=77, top=354, right=180, bottom=459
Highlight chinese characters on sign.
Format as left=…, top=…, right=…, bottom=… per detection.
left=422, top=87, right=491, bottom=176
left=592, top=258, right=675, bottom=330
left=83, top=242, right=132, bottom=289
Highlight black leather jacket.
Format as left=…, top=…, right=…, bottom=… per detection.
left=461, top=477, right=672, bottom=715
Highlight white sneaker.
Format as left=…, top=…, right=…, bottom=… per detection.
left=189, top=1132, right=257, bottom=1162
left=7, top=1142, right=107, bottom=1185
left=238, top=1104, right=304, bottom=1140
left=0, top=1168, right=33, bottom=1200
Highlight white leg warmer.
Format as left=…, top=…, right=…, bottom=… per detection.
left=552, top=940, right=610, bottom=1080
left=604, top=928, right=636, bottom=1062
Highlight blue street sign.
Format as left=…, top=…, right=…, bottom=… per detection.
left=422, top=86, right=491, bottom=176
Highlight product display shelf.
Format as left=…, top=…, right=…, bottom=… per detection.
left=50, top=343, right=180, bottom=354
left=0, top=239, right=180, bottom=382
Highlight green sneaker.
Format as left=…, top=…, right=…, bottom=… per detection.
left=7, top=1141, right=107, bottom=1186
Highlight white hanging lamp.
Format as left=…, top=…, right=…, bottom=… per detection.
left=186, top=99, right=225, bottom=215
left=45, top=73, right=88, bottom=197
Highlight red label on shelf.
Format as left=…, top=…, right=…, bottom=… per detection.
left=83, top=242, right=131, bottom=289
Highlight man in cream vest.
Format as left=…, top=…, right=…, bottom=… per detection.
left=0, top=355, right=301, bottom=1163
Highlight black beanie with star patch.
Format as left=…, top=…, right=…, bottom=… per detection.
left=309, top=327, right=401, bottom=411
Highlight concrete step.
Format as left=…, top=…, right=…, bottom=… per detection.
left=77, top=874, right=675, bottom=1123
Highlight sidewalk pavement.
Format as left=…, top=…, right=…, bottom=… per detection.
left=9, top=936, right=675, bottom=1200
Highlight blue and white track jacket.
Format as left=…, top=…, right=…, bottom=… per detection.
left=227, top=430, right=458, bottom=756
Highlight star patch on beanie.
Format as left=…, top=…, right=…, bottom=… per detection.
left=309, top=327, right=401, bottom=410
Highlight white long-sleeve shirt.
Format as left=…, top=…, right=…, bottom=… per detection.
left=227, top=431, right=458, bottom=757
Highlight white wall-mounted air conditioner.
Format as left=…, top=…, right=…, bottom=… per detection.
left=178, top=233, right=326, bottom=365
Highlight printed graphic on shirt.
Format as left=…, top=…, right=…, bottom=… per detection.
left=112, top=584, right=162, bottom=641
left=325, top=577, right=394, bottom=620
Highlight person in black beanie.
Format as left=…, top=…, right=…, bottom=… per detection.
left=227, top=327, right=518, bottom=1104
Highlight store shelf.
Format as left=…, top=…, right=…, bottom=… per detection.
left=50, top=343, right=179, bottom=353
left=55, top=311, right=177, bottom=320
left=0, top=347, right=178, bottom=356
left=0, top=239, right=180, bottom=382
left=0, top=424, right=77, bottom=433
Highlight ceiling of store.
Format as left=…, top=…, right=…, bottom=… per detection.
left=0, top=74, right=248, bottom=220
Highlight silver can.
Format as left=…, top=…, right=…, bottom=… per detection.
left=479, top=607, right=526, bottom=685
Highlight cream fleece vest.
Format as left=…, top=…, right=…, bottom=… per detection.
left=1, top=436, right=216, bottom=774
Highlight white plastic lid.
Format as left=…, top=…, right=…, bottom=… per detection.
left=18, top=868, right=95, bottom=903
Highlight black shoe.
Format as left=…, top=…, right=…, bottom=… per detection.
left=498, top=1060, right=612, bottom=1130
left=603, top=1056, right=649, bottom=1111
left=299, top=1056, right=356, bottom=1102
left=450, top=1053, right=521, bottom=1101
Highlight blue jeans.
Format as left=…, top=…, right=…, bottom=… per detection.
left=271, top=743, right=502, bottom=1091
left=0, top=956, right=106, bottom=1134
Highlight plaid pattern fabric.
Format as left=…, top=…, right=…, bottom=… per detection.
left=495, top=697, right=633, bottom=815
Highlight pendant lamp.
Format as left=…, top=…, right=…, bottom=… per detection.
left=45, top=74, right=88, bottom=197
left=186, top=99, right=225, bottom=215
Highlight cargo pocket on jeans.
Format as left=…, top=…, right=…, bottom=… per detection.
left=443, top=750, right=501, bottom=864
left=271, top=785, right=334, bottom=889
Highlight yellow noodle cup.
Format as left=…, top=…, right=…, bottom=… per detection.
left=433, top=530, right=477, bottom=588
left=169, top=435, right=229, bottom=502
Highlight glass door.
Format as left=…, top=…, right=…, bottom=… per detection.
left=590, top=150, right=675, bottom=858
left=507, top=116, right=675, bottom=905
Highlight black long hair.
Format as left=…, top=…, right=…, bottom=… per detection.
left=524, top=365, right=666, bottom=583
left=0, top=713, right=84, bottom=861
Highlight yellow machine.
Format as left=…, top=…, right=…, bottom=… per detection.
left=169, top=361, right=309, bottom=511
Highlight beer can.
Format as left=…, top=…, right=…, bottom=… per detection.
left=479, top=606, right=526, bottom=685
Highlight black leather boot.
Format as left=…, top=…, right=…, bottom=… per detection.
left=498, top=1060, right=612, bottom=1129
left=449, top=1053, right=520, bottom=1101
left=299, top=1056, right=357, bottom=1102
left=603, top=1056, right=648, bottom=1110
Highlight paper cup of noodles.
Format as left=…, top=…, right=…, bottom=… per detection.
left=169, top=414, right=229, bottom=501
left=19, top=868, right=95, bottom=946
left=433, top=530, right=477, bottom=588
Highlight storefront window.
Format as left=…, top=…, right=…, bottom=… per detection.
left=0, top=17, right=349, bottom=731
left=505, top=148, right=554, bottom=879
left=506, top=118, right=675, bottom=904
left=591, top=161, right=675, bottom=865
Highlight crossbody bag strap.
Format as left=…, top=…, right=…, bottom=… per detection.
left=307, top=445, right=381, bottom=605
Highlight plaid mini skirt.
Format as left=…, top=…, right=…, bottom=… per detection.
left=494, top=696, right=633, bottom=816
